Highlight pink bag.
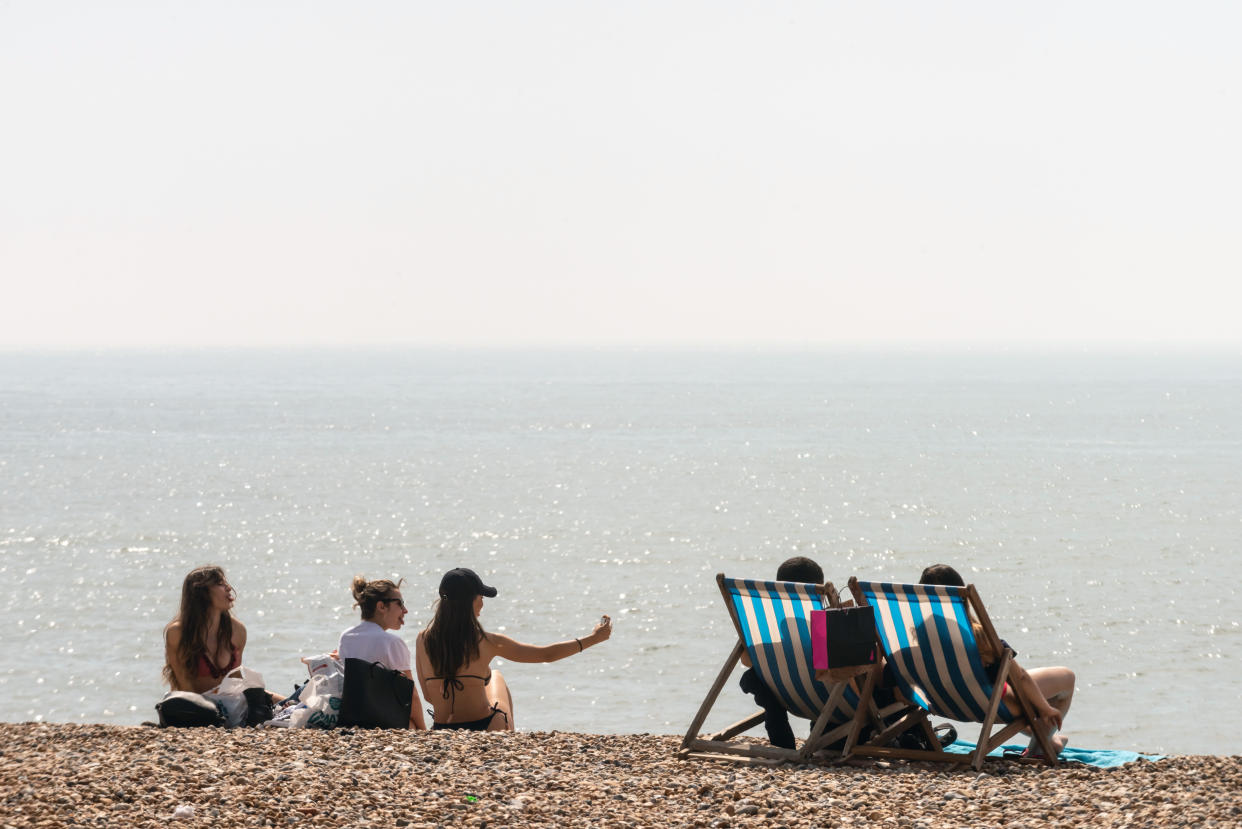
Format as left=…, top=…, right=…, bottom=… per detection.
left=811, top=609, right=829, bottom=670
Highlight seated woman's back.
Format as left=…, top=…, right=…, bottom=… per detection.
left=416, top=567, right=612, bottom=731
left=338, top=576, right=412, bottom=671
left=337, top=575, right=427, bottom=730
left=416, top=628, right=501, bottom=724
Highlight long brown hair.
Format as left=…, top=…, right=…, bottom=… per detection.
left=163, top=565, right=234, bottom=686
left=423, top=594, right=487, bottom=693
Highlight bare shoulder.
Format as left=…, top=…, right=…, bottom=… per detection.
left=413, top=630, right=425, bottom=661
left=483, top=631, right=518, bottom=654
left=164, top=620, right=183, bottom=644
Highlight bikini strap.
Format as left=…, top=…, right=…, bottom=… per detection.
left=439, top=676, right=465, bottom=700
left=425, top=673, right=490, bottom=698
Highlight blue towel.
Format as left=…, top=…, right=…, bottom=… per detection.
left=943, top=740, right=1164, bottom=768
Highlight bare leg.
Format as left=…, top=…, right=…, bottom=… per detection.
left=1023, top=666, right=1075, bottom=755
left=486, top=669, right=515, bottom=732
left=409, top=687, right=427, bottom=730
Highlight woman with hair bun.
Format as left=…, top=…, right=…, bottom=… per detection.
left=337, top=575, right=427, bottom=730
left=415, top=567, right=612, bottom=731
left=163, top=565, right=249, bottom=694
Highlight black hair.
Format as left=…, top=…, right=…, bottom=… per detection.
left=919, top=564, right=965, bottom=587
left=776, top=556, right=824, bottom=584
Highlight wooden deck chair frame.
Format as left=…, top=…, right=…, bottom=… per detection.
left=678, top=574, right=895, bottom=766
left=841, top=577, right=1059, bottom=770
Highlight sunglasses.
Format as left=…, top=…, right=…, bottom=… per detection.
left=382, top=597, right=406, bottom=609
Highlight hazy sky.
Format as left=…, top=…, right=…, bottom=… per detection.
left=3, top=2, right=1240, bottom=348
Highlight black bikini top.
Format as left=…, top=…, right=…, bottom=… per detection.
left=424, top=671, right=492, bottom=700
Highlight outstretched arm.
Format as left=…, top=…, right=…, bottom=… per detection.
left=491, top=616, right=612, bottom=664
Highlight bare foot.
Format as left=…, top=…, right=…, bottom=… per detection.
left=1025, top=733, right=1068, bottom=758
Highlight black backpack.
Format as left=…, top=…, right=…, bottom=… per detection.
left=156, top=691, right=226, bottom=728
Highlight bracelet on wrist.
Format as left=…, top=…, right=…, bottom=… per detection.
left=576, top=637, right=584, bottom=652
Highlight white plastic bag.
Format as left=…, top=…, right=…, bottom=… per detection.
left=301, top=653, right=342, bottom=678
left=265, top=702, right=300, bottom=727
left=288, top=668, right=343, bottom=729
left=205, top=667, right=265, bottom=728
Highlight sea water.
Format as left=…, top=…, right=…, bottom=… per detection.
left=1, top=348, right=1238, bottom=755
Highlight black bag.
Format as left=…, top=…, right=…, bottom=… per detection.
left=819, top=605, right=878, bottom=669
left=243, top=687, right=274, bottom=726
left=156, top=691, right=226, bottom=728
left=338, top=658, right=414, bottom=729
left=896, top=721, right=959, bottom=751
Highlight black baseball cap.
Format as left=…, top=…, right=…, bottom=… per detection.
left=439, top=567, right=498, bottom=600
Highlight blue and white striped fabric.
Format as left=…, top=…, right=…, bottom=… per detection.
left=854, top=581, right=1015, bottom=723
left=722, top=577, right=858, bottom=723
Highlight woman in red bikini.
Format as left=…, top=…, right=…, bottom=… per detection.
left=163, top=565, right=248, bottom=694
left=415, top=567, right=612, bottom=731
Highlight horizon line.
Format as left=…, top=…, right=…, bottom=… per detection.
left=3, top=341, right=1242, bottom=356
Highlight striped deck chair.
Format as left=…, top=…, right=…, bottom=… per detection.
left=843, top=577, right=1059, bottom=769
left=679, top=574, right=893, bottom=765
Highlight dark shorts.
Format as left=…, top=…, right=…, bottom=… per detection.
left=432, top=706, right=506, bottom=732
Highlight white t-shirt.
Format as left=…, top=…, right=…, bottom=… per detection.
left=337, top=621, right=411, bottom=672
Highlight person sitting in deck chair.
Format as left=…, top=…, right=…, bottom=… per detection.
left=919, top=564, right=1075, bottom=757
left=737, top=556, right=825, bottom=749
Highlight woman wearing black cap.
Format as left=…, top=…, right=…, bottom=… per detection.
left=415, top=567, right=612, bottom=731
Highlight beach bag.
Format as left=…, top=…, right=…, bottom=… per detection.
left=338, top=658, right=414, bottom=729
left=156, top=691, right=226, bottom=728
left=204, top=667, right=266, bottom=728
left=811, top=605, right=877, bottom=670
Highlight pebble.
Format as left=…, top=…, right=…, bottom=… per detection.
left=0, top=723, right=1236, bottom=828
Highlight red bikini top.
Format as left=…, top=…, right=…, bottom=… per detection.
left=197, top=646, right=240, bottom=679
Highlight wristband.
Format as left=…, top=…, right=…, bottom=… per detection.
left=576, top=638, right=584, bottom=652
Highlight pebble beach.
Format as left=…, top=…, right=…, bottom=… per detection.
left=1, top=724, right=1238, bottom=828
